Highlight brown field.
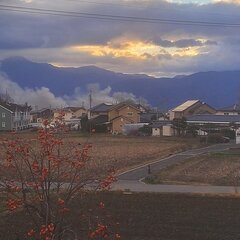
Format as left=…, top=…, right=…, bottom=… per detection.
left=0, top=131, right=203, bottom=173
left=1, top=192, right=240, bottom=240
left=149, top=150, right=240, bottom=186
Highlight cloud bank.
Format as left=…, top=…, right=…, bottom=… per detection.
left=0, top=73, right=145, bottom=108
left=1, top=0, right=240, bottom=76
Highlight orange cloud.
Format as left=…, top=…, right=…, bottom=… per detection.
left=69, top=39, right=207, bottom=60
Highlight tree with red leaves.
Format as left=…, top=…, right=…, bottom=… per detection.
left=0, top=116, right=119, bottom=240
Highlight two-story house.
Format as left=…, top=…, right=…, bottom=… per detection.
left=0, top=101, right=31, bottom=131
left=169, top=100, right=216, bottom=120
left=108, top=102, right=141, bottom=134
left=89, top=103, right=113, bottom=119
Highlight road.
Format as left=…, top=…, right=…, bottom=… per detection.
left=112, top=142, right=240, bottom=194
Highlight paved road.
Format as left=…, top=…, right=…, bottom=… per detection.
left=112, top=180, right=240, bottom=194
left=112, top=142, right=240, bottom=194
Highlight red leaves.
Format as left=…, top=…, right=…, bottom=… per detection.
left=48, top=154, right=61, bottom=167
left=99, top=202, right=105, bottom=209
left=27, top=229, right=35, bottom=237
left=41, top=167, right=49, bottom=180
left=57, top=198, right=65, bottom=206
left=6, top=198, right=22, bottom=211
left=89, top=224, right=109, bottom=239
left=39, top=223, right=55, bottom=239
left=27, top=224, right=55, bottom=239
left=57, top=198, right=70, bottom=215
left=42, top=119, right=49, bottom=127
left=32, top=161, right=39, bottom=172
left=100, top=171, right=116, bottom=190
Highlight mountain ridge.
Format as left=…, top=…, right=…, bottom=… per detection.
left=1, top=56, right=240, bottom=109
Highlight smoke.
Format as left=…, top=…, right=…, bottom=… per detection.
left=0, top=72, right=148, bottom=109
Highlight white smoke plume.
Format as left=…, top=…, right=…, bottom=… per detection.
left=0, top=72, right=148, bottom=109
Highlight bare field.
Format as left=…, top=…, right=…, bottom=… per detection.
left=83, top=135, right=204, bottom=172
left=2, top=192, right=240, bottom=240
left=0, top=131, right=203, bottom=172
left=150, top=150, right=240, bottom=186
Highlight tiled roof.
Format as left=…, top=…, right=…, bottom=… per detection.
left=90, top=103, right=113, bottom=112
left=109, top=101, right=141, bottom=112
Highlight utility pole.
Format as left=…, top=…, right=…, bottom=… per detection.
left=88, top=90, right=92, bottom=119
left=88, top=90, right=92, bottom=133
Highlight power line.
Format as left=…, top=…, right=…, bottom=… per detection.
left=0, top=4, right=240, bottom=27
left=67, top=0, right=144, bottom=9
left=68, top=0, right=240, bottom=20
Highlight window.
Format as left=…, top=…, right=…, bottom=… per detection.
left=2, top=113, right=5, bottom=118
left=2, top=122, right=6, bottom=128
left=127, top=112, right=133, bottom=116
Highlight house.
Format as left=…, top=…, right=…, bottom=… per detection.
left=0, top=101, right=31, bottom=131
left=53, top=107, right=87, bottom=122
left=89, top=103, right=113, bottom=119
left=52, top=107, right=87, bottom=130
left=169, top=100, right=216, bottom=120
left=53, top=109, right=73, bottom=121
left=108, top=102, right=141, bottom=134
left=30, top=108, right=53, bottom=123
left=64, top=107, right=87, bottom=118
left=216, top=104, right=240, bottom=115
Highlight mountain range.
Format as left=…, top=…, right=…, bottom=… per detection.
left=0, top=56, right=239, bottom=109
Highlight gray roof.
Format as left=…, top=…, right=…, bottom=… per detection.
left=0, top=101, right=31, bottom=112
left=90, top=103, right=113, bottom=113
left=140, top=112, right=157, bottom=123
left=218, top=104, right=240, bottom=112
left=89, top=115, right=109, bottom=125
left=150, top=120, right=171, bottom=128
left=31, top=108, right=51, bottom=114
left=64, top=106, right=86, bottom=112
left=187, top=114, right=240, bottom=124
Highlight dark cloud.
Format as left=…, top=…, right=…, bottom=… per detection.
left=154, top=38, right=217, bottom=48
left=0, top=0, right=240, bottom=75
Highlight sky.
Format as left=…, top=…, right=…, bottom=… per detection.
left=1, top=0, right=240, bottom=78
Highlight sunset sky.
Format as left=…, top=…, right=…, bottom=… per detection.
left=1, top=0, right=240, bottom=77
